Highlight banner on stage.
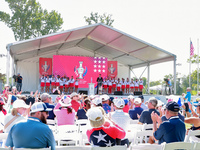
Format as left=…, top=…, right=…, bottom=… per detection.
left=53, top=55, right=107, bottom=88
left=39, top=58, right=52, bottom=77
left=107, top=61, right=117, bottom=78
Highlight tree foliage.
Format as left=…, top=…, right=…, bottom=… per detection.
left=0, top=0, right=63, bottom=41
left=187, top=54, right=200, bottom=63
left=84, top=12, right=114, bottom=27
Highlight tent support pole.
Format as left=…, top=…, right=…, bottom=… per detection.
left=6, top=44, right=12, bottom=85
left=130, top=67, right=138, bottom=79
left=11, top=56, right=14, bottom=86
left=147, top=63, right=150, bottom=94
left=174, top=56, right=177, bottom=94
left=128, top=66, right=131, bottom=79
left=139, top=66, right=148, bottom=79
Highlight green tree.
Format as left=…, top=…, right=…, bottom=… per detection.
left=0, top=0, right=63, bottom=41
left=84, top=12, right=114, bottom=27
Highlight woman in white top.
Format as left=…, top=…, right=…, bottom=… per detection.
left=139, top=78, right=144, bottom=92
left=134, top=79, right=139, bottom=91
left=69, top=76, right=75, bottom=93
left=50, top=75, right=56, bottom=93
left=121, top=78, right=126, bottom=94
left=40, top=75, right=45, bottom=93
left=112, top=77, right=117, bottom=93
left=107, top=78, right=112, bottom=94
left=117, top=78, right=121, bottom=91
left=74, top=77, right=79, bottom=93
left=103, top=78, right=108, bottom=94
left=56, top=75, right=60, bottom=89
left=45, top=75, right=51, bottom=93
left=64, top=77, right=70, bottom=94
left=59, top=77, right=64, bottom=93
left=130, top=79, right=134, bottom=94
left=126, top=78, right=130, bottom=94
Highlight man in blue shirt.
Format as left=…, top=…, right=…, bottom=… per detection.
left=167, top=79, right=172, bottom=95
left=129, top=98, right=143, bottom=120
left=183, top=87, right=192, bottom=117
left=6, top=102, right=56, bottom=150
left=151, top=101, right=186, bottom=144
left=101, top=94, right=111, bottom=114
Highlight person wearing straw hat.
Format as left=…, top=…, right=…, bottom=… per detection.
left=54, top=95, right=75, bottom=125
left=5, top=102, right=55, bottom=150
left=86, top=107, right=126, bottom=147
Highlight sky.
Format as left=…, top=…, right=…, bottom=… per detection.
left=0, top=0, right=200, bottom=81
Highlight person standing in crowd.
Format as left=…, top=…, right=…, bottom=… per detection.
left=112, top=77, right=117, bottom=94
left=183, top=87, right=192, bottom=117
left=40, top=75, right=45, bottom=93
left=167, top=78, right=172, bottom=95
left=117, top=78, right=121, bottom=92
left=134, top=79, right=139, bottom=92
left=54, top=95, right=75, bottom=125
left=70, top=92, right=81, bottom=112
left=4, top=100, right=29, bottom=133
left=130, top=79, right=134, bottom=94
left=110, top=98, right=131, bottom=146
left=101, top=95, right=111, bottom=114
left=103, top=78, right=108, bottom=94
left=151, top=101, right=186, bottom=144
left=96, top=74, right=103, bottom=94
left=16, top=73, right=23, bottom=92
left=76, top=98, right=91, bottom=120
left=5, top=102, right=56, bottom=150
left=138, top=97, right=160, bottom=124
left=69, top=76, right=75, bottom=94
left=40, top=93, right=55, bottom=120
left=129, top=98, right=143, bottom=120
left=86, top=107, right=126, bottom=147
left=45, top=75, right=51, bottom=93
left=74, top=77, right=79, bottom=93
left=50, top=74, right=56, bottom=93
left=139, top=78, right=143, bottom=92
left=125, top=78, right=130, bottom=94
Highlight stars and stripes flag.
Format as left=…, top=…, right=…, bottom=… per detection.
left=190, top=40, right=194, bottom=57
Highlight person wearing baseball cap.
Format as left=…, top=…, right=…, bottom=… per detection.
left=100, top=94, right=111, bottom=114
left=129, top=98, right=143, bottom=120
left=5, top=102, right=56, bottom=150
left=151, top=101, right=186, bottom=144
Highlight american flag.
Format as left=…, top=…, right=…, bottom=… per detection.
left=190, top=40, right=194, bottom=57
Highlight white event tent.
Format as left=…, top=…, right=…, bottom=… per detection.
left=6, top=23, right=177, bottom=93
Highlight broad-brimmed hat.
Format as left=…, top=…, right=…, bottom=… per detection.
left=70, top=92, right=78, bottom=99
left=59, top=95, right=72, bottom=107
left=30, top=102, right=52, bottom=113
left=86, top=107, right=103, bottom=121
left=13, top=99, right=29, bottom=109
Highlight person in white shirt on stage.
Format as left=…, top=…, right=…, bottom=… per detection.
left=69, top=76, right=75, bottom=93
left=45, top=75, right=51, bottom=93
left=50, top=75, right=56, bottom=93
left=134, top=79, right=139, bottom=92
left=55, top=75, right=60, bottom=89
left=64, top=77, right=70, bottom=94
left=40, top=75, right=45, bottom=93
left=126, top=78, right=130, bottom=94
left=130, top=79, right=134, bottom=94
left=107, top=78, right=112, bottom=94
left=59, top=77, right=64, bottom=93
left=103, top=78, right=108, bottom=94
left=139, top=78, right=144, bottom=92
left=117, top=78, right=121, bottom=92
left=112, top=77, right=117, bottom=94
left=74, top=77, right=79, bottom=93
left=121, top=78, right=126, bottom=94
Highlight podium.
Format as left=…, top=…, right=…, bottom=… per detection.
left=88, top=83, right=95, bottom=95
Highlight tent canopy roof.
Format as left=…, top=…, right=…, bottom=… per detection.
left=8, top=23, right=176, bottom=68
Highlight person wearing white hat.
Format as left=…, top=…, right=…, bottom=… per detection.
left=5, top=102, right=56, bottom=150
left=109, top=98, right=131, bottom=147
left=4, top=99, right=29, bottom=133
left=92, top=97, right=102, bottom=107
left=54, top=95, right=75, bottom=125
left=129, top=98, right=143, bottom=120
left=101, top=94, right=111, bottom=114
left=86, top=107, right=126, bottom=147
left=70, top=92, right=81, bottom=112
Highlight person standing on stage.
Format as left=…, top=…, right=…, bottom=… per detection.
left=45, top=75, right=51, bottom=93
left=139, top=78, right=144, bottom=92
left=107, top=78, right=112, bottom=94
left=112, top=77, right=117, bottom=94
left=103, top=78, right=108, bottom=94
left=69, top=76, right=75, bottom=94
left=121, top=78, right=126, bottom=94
left=74, top=77, right=79, bottom=93
left=16, top=73, right=23, bottom=92
left=130, top=79, right=134, bottom=94
left=126, top=78, right=130, bottom=94
left=59, top=77, right=64, bottom=93
left=64, top=77, right=70, bottom=94
left=50, top=75, right=56, bottom=93
left=167, top=79, right=172, bottom=95
left=55, top=75, right=60, bottom=89
left=117, top=78, right=121, bottom=92
left=134, top=79, right=139, bottom=92
left=40, top=75, right=45, bottom=93
left=96, top=74, right=103, bottom=94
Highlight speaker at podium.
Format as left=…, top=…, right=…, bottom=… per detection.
left=134, top=91, right=142, bottom=95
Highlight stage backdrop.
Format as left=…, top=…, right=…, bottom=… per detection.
left=107, top=61, right=118, bottom=78
left=53, top=55, right=107, bottom=88
left=39, top=58, right=52, bottom=77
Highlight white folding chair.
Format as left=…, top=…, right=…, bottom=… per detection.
left=47, top=119, right=56, bottom=126
left=130, top=120, right=139, bottom=124
left=132, top=130, right=153, bottom=145
left=91, top=145, right=127, bottom=150
left=75, top=119, right=89, bottom=133
left=0, top=148, right=9, bottom=150
left=193, top=142, right=200, bottom=150
left=162, top=142, right=194, bottom=150
left=0, top=133, right=8, bottom=141
left=14, top=148, right=50, bottom=150
left=130, top=143, right=163, bottom=150
left=142, top=123, right=153, bottom=131
left=184, top=130, right=200, bottom=142
left=56, top=146, right=92, bottom=150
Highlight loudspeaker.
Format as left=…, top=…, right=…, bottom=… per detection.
left=79, top=90, right=88, bottom=95
left=134, top=91, right=142, bottom=95
left=114, top=91, right=123, bottom=95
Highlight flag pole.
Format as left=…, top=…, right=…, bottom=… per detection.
left=189, top=39, right=191, bottom=88
left=197, top=38, right=199, bottom=94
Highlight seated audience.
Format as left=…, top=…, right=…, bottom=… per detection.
left=101, top=94, right=111, bottom=114
left=76, top=98, right=91, bottom=120
left=129, top=98, right=143, bottom=120
left=70, top=92, right=81, bottom=112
